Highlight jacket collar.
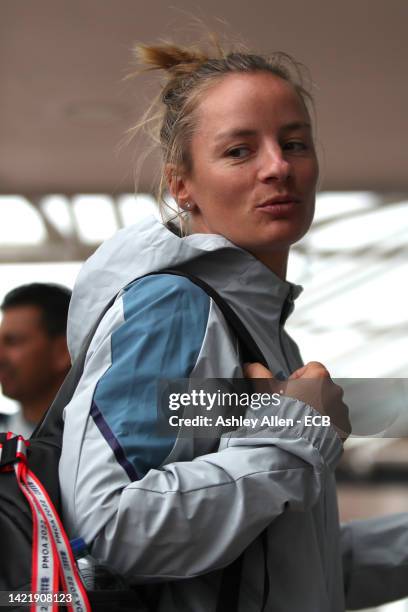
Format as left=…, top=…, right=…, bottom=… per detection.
left=179, top=232, right=304, bottom=375
left=68, top=216, right=303, bottom=360
left=182, top=232, right=303, bottom=305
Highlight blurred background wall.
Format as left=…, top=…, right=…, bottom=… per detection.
left=1, top=2, right=407, bottom=609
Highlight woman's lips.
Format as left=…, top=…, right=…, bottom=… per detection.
left=255, top=201, right=299, bottom=217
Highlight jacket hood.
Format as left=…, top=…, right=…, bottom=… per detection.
left=67, top=215, right=302, bottom=361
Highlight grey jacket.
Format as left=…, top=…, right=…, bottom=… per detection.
left=60, top=216, right=408, bottom=611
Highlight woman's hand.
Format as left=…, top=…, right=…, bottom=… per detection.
left=243, top=361, right=351, bottom=440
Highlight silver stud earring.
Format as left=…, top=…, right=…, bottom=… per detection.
left=185, top=202, right=192, bottom=210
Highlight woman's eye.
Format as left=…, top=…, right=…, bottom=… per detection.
left=226, top=146, right=251, bottom=159
left=283, top=141, right=308, bottom=152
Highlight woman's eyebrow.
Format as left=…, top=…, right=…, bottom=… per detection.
left=214, top=122, right=311, bottom=144
left=214, top=129, right=257, bottom=143
left=280, top=121, right=311, bottom=132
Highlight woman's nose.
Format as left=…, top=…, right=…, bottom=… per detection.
left=258, top=147, right=291, bottom=182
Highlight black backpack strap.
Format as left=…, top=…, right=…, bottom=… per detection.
left=31, top=291, right=118, bottom=439
left=157, top=270, right=270, bottom=612
left=0, top=435, right=19, bottom=468
left=156, top=269, right=268, bottom=367
left=217, top=529, right=269, bottom=612
left=34, top=268, right=269, bottom=439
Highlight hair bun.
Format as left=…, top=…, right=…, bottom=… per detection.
left=135, top=43, right=209, bottom=75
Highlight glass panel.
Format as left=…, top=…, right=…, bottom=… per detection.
left=72, top=195, right=118, bottom=243
left=0, top=196, right=46, bottom=244
left=41, top=195, right=73, bottom=236
left=288, top=192, right=408, bottom=378
left=118, top=193, right=158, bottom=226
left=314, top=191, right=377, bottom=223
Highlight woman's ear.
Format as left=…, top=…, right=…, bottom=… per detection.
left=165, top=163, right=191, bottom=208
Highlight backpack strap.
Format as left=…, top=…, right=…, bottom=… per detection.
left=31, top=291, right=118, bottom=439
left=0, top=432, right=91, bottom=611
left=33, top=268, right=268, bottom=439
left=158, top=270, right=269, bottom=612
left=156, top=269, right=268, bottom=367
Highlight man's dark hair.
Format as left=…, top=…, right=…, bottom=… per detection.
left=1, top=283, right=71, bottom=337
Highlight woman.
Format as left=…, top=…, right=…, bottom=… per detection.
left=60, top=41, right=408, bottom=611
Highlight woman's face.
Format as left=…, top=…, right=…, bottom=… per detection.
left=176, top=72, right=319, bottom=274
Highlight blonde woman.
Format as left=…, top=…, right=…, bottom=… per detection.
left=60, top=41, right=408, bottom=611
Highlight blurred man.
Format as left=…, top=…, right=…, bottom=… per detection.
left=0, top=283, right=71, bottom=437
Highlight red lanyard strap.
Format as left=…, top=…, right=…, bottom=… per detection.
left=0, top=433, right=91, bottom=612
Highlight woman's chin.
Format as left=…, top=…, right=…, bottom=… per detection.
left=243, top=226, right=307, bottom=251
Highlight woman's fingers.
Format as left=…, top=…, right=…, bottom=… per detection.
left=245, top=361, right=328, bottom=381
left=288, top=361, right=350, bottom=441
left=289, top=361, right=330, bottom=380
left=244, top=361, right=350, bottom=440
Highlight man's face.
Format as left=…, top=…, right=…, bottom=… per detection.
left=0, top=305, right=65, bottom=403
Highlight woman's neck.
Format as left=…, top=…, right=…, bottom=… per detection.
left=245, top=247, right=289, bottom=280
left=187, top=221, right=289, bottom=280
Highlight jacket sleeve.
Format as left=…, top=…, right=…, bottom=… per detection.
left=61, top=274, right=343, bottom=583
left=342, top=513, right=408, bottom=609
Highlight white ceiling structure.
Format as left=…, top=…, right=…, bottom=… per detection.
left=1, top=0, right=408, bottom=194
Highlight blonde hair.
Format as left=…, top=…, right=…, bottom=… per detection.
left=126, top=38, right=315, bottom=234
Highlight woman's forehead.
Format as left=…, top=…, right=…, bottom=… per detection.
left=195, top=72, right=309, bottom=129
